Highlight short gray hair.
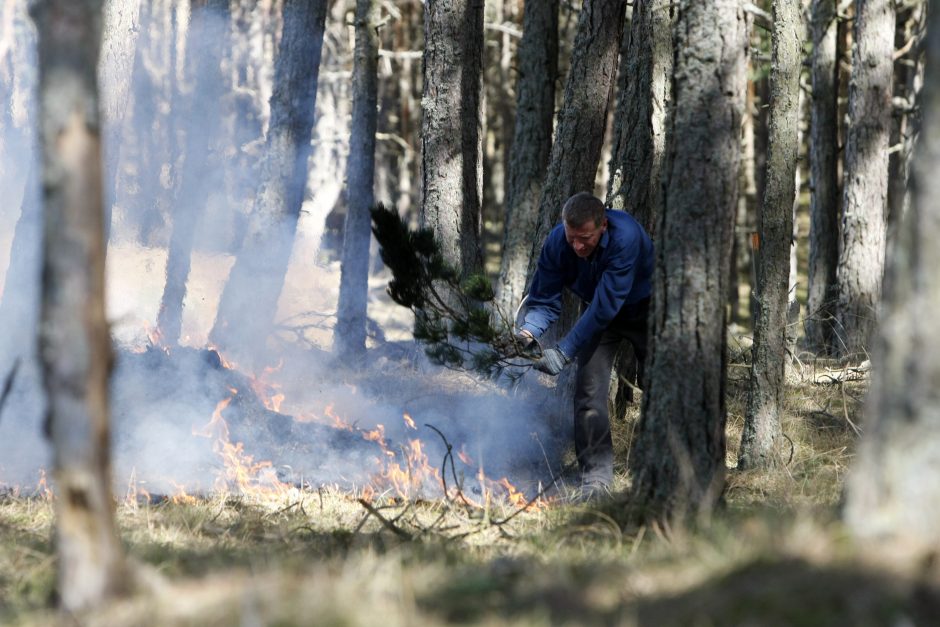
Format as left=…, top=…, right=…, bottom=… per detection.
left=562, top=192, right=606, bottom=227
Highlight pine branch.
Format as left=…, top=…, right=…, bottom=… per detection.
left=370, top=203, right=536, bottom=379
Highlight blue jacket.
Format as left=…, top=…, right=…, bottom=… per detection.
left=520, top=210, right=654, bottom=359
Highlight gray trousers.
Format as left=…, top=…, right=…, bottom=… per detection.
left=574, top=298, right=650, bottom=484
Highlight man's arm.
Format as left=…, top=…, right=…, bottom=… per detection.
left=519, top=240, right=566, bottom=338
left=558, top=249, right=637, bottom=359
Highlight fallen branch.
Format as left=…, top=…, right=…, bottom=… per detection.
left=812, top=360, right=871, bottom=385
left=357, top=498, right=413, bottom=540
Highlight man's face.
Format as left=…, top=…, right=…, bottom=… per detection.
left=564, top=218, right=607, bottom=258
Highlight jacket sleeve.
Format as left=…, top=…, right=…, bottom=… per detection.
left=558, top=240, right=637, bottom=358
left=519, top=239, right=566, bottom=338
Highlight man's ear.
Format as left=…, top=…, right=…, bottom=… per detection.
left=600, top=218, right=608, bottom=232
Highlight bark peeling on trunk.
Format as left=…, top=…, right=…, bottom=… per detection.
left=421, top=0, right=485, bottom=279
left=834, top=0, right=895, bottom=358
left=844, top=1, right=940, bottom=552
left=630, top=0, right=747, bottom=517
left=33, top=0, right=128, bottom=610
left=739, top=0, right=802, bottom=470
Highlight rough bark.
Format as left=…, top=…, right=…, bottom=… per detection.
left=806, top=0, right=841, bottom=352
left=630, top=0, right=746, bottom=516
left=834, top=0, right=895, bottom=358
left=739, top=0, right=802, bottom=470
left=528, top=0, right=626, bottom=273
left=843, top=0, right=940, bottom=551
left=886, top=3, right=926, bottom=260
left=32, top=0, right=127, bottom=610
left=494, top=0, right=558, bottom=317
left=210, top=0, right=329, bottom=364
left=334, top=0, right=379, bottom=358
left=606, top=0, right=674, bottom=411
left=98, top=0, right=141, bottom=231
left=156, top=0, right=231, bottom=345
left=0, top=4, right=38, bottom=353
left=606, top=0, right=674, bottom=236
left=421, top=0, right=485, bottom=279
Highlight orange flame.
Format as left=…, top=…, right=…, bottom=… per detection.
left=36, top=468, right=53, bottom=501
left=403, top=413, right=417, bottom=430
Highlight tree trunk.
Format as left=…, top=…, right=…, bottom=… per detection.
left=806, top=0, right=841, bottom=352
left=494, top=0, right=558, bottom=317
left=156, top=0, right=231, bottom=346
left=607, top=0, right=674, bottom=236
left=886, top=3, right=926, bottom=261
left=834, top=0, right=895, bottom=358
left=99, top=0, right=141, bottom=235
left=739, top=0, right=802, bottom=470
left=32, top=0, right=127, bottom=610
left=334, top=0, right=379, bottom=358
left=606, top=0, right=674, bottom=412
left=421, top=0, right=485, bottom=279
left=210, top=0, right=328, bottom=365
left=529, top=0, right=626, bottom=270
left=630, top=0, right=746, bottom=516
left=843, top=0, right=940, bottom=551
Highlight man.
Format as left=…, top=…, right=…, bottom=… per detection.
left=519, top=192, right=654, bottom=495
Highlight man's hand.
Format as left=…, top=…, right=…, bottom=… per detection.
left=533, top=347, right=571, bottom=376
left=515, top=329, right=539, bottom=354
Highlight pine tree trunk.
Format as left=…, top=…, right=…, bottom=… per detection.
left=886, top=3, right=926, bottom=259
left=606, top=0, right=674, bottom=412
left=334, top=0, right=379, bottom=358
left=834, top=0, right=895, bottom=358
left=99, top=0, right=141, bottom=235
left=529, top=0, right=626, bottom=267
left=156, top=0, right=231, bottom=345
left=739, top=0, right=802, bottom=470
left=630, top=0, right=746, bottom=516
left=844, top=1, right=940, bottom=550
left=806, top=0, right=841, bottom=352
left=33, top=0, right=128, bottom=610
left=494, top=0, right=558, bottom=317
left=421, top=0, right=485, bottom=279
left=210, top=0, right=328, bottom=364
left=607, top=0, right=674, bottom=236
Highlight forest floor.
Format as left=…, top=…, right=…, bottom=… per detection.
left=2, top=342, right=938, bottom=626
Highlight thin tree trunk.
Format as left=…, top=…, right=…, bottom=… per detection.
left=32, top=0, right=127, bottom=610
left=156, top=0, right=231, bottom=345
left=210, top=0, right=329, bottom=365
left=806, top=0, right=841, bottom=352
left=529, top=0, right=626, bottom=271
left=844, top=0, right=940, bottom=550
left=630, top=0, right=747, bottom=516
left=334, top=0, right=379, bottom=358
left=494, top=0, right=558, bottom=317
left=886, top=2, right=926, bottom=261
left=421, top=0, right=485, bottom=279
left=607, top=0, right=674, bottom=236
left=834, top=0, right=895, bottom=358
left=739, top=0, right=802, bottom=470
left=606, top=0, right=674, bottom=412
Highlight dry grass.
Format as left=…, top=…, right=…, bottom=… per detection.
left=3, top=357, right=938, bottom=626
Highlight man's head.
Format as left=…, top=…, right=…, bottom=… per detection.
left=562, top=192, right=607, bottom=258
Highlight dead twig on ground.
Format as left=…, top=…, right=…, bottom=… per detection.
left=357, top=498, right=413, bottom=540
